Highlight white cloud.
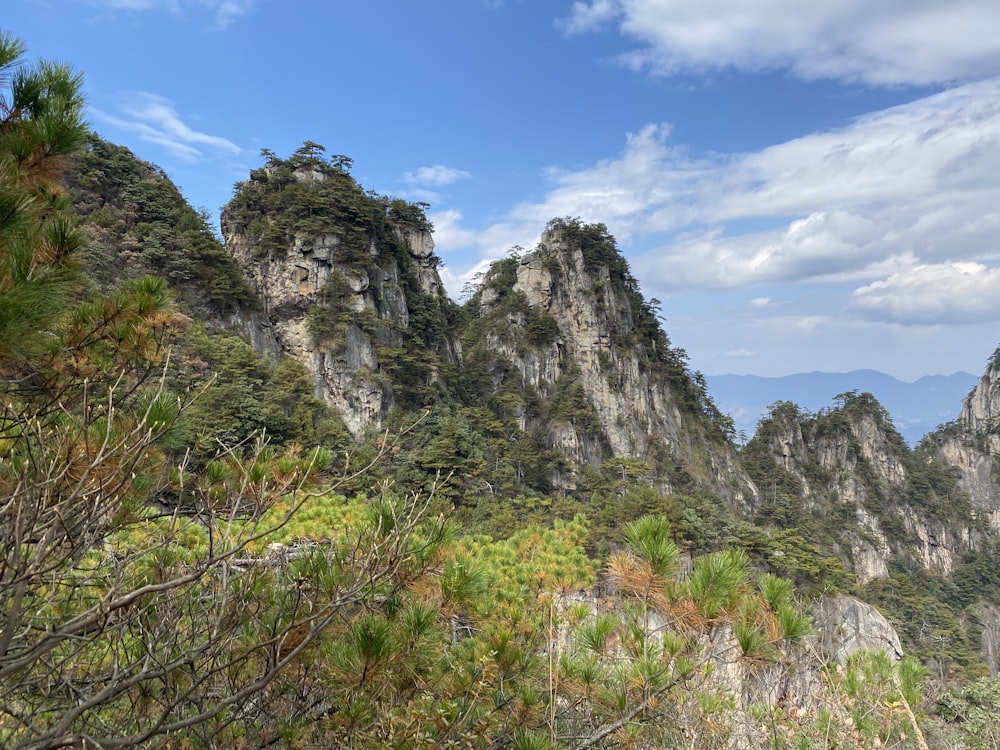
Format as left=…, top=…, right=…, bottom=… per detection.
left=850, top=262, right=1000, bottom=325
left=726, top=348, right=757, bottom=358
left=445, top=79, right=999, bottom=302
left=403, top=165, right=471, bottom=187
left=401, top=189, right=442, bottom=205
left=92, top=92, right=240, bottom=161
left=439, top=258, right=497, bottom=301
left=512, top=123, right=694, bottom=237
left=428, top=209, right=479, bottom=252
left=433, top=77, right=999, bottom=342
left=211, top=0, right=253, bottom=28
left=82, top=0, right=253, bottom=29
left=637, top=211, right=894, bottom=289
left=561, top=0, right=1000, bottom=85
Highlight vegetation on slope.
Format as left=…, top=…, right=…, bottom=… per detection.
left=68, top=132, right=255, bottom=311
left=743, top=392, right=989, bottom=678
left=7, top=28, right=1000, bottom=747
left=58, top=133, right=354, bottom=459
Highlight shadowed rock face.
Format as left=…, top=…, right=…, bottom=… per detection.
left=978, top=603, right=1000, bottom=676
left=932, top=351, right=1000, bottom=528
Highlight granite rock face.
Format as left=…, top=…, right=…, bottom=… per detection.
left=812, top=595, right=904, bottom=663
left=474, top=226, right=758, bottom=504
left=931, top=351, right=1000, bottom=528
left=751, top=392, right=982, bottom=583
left=222, top=165, right=456, bottom=438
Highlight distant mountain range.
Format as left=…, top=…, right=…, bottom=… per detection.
left=705, top=370, right=978, bottom=446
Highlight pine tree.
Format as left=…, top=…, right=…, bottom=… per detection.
left=0, top=34, right=444, bottom=749
left=0, top=31, right=87, bottom=373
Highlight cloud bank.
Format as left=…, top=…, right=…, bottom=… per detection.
left=561, top=0, right=1000, bottom=85
left=440, top=77, right=1000, bottom=327
left=851, top=263, right=1000, bottom=325
left=404, top=165, right=471, bottom=187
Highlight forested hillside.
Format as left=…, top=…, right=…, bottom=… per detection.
left=4, top=31, right=1000, bottom=749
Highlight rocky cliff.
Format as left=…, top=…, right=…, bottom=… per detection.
left=221, top=146, right=460, bottom=438
left=222, top=162, right=756, bottom=504
left=743, top=370, right=1000, bottom=674
left=746, top=393, right=977, bottom=584
left=926, top=348, right=1000, bottom=674
left=68, top=134, right=1000, bottom=685
left=466, top=219, right=757, bottom=503
left=216, top=146, right=1000, bottom=675
left=929, top=349, right=1000, bottom=529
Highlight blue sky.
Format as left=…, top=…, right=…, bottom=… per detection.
left=7, top=0, right=1000, bottom=381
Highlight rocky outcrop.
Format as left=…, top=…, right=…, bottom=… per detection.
left=937, top=439, right=1000, bottom=527
left=961, top=354, right=1000, bottom=433
left=848, top=511, right=890, bottom=585
left=749, top=394, right=978, bottom=581
left=977, top=603, right=1000, bottom=676
left=930, top=350, right=1000, bottom=528
left=473, top=223, right=757, bottom=504
left=689, top=597, right=904, bottom=748
left=812, top=596, right=904, bottom=662
left=222, top=161, right=457, bottom=438
left=504, top=244, right=669, bottom=461
left=226, top=308, right=281, bottom=358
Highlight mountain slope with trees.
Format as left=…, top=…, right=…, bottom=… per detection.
left=6, top=29, right=1000, bottom=748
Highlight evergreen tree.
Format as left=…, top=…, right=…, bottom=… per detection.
left=0, top=34, right=444, bottom=749
left=0, top=31, right=87, bottom=373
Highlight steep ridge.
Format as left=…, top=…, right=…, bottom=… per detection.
left=465, top=219, right=756, bottom=504
left=67, top=136, right=1000, bottom=681
left=745, top=393, right=976, bottom=584
left=221, top=156, right=757, bottom=505
left=925, top=349, right=1000, bottom=674
left=930, top=349, right=1000, bottom=527
left=221, top=144, right=461, bottom=438
left=743, top=374, right=1000, bottom=675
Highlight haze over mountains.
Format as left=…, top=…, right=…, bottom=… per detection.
left=707, top=369, right=979, bottom=447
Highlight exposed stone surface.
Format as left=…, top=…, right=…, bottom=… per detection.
left=222, top=212, right=453, bottom=438
left=937, top=438, right=1000, bottom=526
left=812, top=595, right=904, bottom=663
left=931, top=352, right=1000, bottom=529
left=753, top=394, right=983, bottom=581
left=227, top=308, right=281, bottom=359
left=849, top=516, right=890, bottom=585
left=977, top=602, right=1000, bottom=676
left=476, top=228, right=758, bottom=504
left=962, top=355, right=1000, bottom=433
